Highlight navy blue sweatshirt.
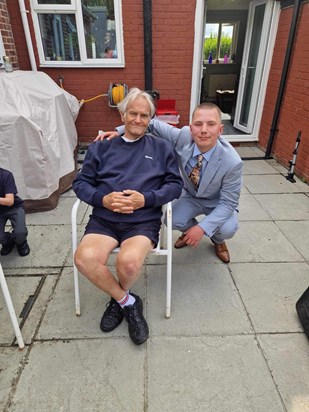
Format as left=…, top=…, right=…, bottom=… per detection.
left=73, top=135, right=183, bottom=223
left=0, top=168, right=24, bottom=214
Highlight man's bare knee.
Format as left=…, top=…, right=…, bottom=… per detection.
left=117, top=255, right=143, bottom=278
left=74, top=246, right=102, bottom=274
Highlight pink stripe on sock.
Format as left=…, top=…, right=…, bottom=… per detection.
left=118, top=293, right=129, bottom=306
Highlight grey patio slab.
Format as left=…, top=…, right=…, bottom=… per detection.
left=238, top=193, right=271, bottom=221
left=60, top=188, right=76, bottom=197
left=235, top=146, right=265, bottom=158
left=147, top=230, right=220, bottom=265
left=241, top=184, right=250, bottom=194
left=231, top=263, right=309, bottom=333
left=147, top=263, right=253, bottom=336
left=267, top=159, right=289, bottom=175
left=0, top=276, right=41, bottom=345
left=242, top=159, right=279, bottom=175
left=254, top=193, right=309, bottom=220
left=276, top=220, right=309, bottom=260
left=37, top=268, right=145, bottom=340
left=1, top=268, right=59, bottom=276
left=243, top=174, right=306, bottom=194
left=21, top=275, right=58, bottom=344
left=258, top=334, right=309, bottom=412
left=9, top=340, right=145, bottom=412
left=229, top=221, right=304, bottom=263
left=147, top=336, right=285, bottom=412
left=0, top=348, right=25, bottom=411
left=25, top=197, right=88, bottom=225
left=0, top=225, right=72, bottom=269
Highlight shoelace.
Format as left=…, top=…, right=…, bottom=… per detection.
left=125, top=306, right=144, bottom=331
left=105, top=300, right=122, bottom=317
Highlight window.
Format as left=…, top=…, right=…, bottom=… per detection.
left=204, top=22, right=239, bottom=63
left=31, top=0, right=124, bottom=67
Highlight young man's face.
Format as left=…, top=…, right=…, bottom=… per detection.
left=190, top=107, right=223, bottom=153
left=121, top=97, right=151, bottom=140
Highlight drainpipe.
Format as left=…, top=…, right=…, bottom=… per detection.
left=265, top=0, right=301, bottom=158
left=143, top=0, right=152, bottom=90
left=18, top=0, right=37, bottom=71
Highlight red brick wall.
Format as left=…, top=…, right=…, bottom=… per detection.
left=152, top=1, right=194, bottom=126
left=6, top=0, right=195, bottom=143
left=259, top=3, right=309, bottom=182
left=0, top=0, right=19, bottom=69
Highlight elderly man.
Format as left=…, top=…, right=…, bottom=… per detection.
left=73, top=88, right=183, bottom=345
left=98, top=102, right=243, bottom=263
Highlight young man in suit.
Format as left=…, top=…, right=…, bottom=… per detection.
left=97, top=102, right=243, bottom=263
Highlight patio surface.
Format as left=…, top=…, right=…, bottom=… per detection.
left=1, top=146, right=309, bottom=412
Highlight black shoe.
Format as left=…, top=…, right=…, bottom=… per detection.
left=0, top=241, right=15, bottom=256
left=16, top=241, right=30, bottom=257
left=100, top=298, right=124, bottom=332
left=123, top=294, right=149, bottom=345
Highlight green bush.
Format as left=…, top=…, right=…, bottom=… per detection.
left=204, top=34, right=232, bottom=60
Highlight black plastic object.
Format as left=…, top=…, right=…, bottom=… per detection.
left=145, top=90, right=160, bottom=101
left=296, top=287, right=309, bottom=339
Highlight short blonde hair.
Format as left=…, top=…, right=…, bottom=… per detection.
left=192, top=102, right=222, bottom=121
left=118, top=87, right=155, bottom=118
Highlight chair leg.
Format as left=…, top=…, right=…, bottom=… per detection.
left=165, top=203, right=172, bottom=318
left=0, top=264, right=25, bottom=349
left=71, top=199, right=81, bottom=316
left=73, top=265, right=81, bottom=316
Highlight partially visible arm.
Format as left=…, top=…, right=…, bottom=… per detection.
left=140, top=144, right=183, bottom=208
left=0, top=193, right=14, bottom=207
left=72, top=143, right=135, bottom=214
left=72, top=144, right=106, bottom=208
left=94, top=130, right=118, bottom=141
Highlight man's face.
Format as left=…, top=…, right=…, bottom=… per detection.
left=121, top=97, right=151, bottom=140
left=190, top=107, right=223, bottom=153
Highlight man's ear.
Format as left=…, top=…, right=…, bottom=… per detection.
left=120, top=112, right=125, bottom=122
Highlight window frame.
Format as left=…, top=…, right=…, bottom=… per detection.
left=31, top=0, right=125, bottom=68
left=205, top=21, right=239, bottom=63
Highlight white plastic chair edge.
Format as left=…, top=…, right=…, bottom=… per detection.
left=71, top=198, right=172, bottom=318
left=0, top=263, right=25, bottom=349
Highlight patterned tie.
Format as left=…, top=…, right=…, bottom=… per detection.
left=188, top=154, right=203, bottom=189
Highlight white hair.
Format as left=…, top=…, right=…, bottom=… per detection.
left=117, top=87, right=155, bottom=118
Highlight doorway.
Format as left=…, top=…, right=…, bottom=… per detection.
left=191, top=0, right=280, bottom=142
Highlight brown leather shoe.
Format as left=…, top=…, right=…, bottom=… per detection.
left=213, top=241, right=230, bottom=263
left=174, top=233, right=188, bottom=249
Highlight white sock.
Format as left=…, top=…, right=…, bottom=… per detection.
left=117, top=292, right=136, bottom=308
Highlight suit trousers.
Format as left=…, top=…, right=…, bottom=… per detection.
left=0, top=207, right=28, bottom=246
left=171, top=194, right=239, bottom=244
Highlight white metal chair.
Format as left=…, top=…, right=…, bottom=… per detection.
left=0, top=263, right=25, bottom=349
left=71, top=199, right=173, bottom=318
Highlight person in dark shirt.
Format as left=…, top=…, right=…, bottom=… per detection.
left=0, top=168, right=30, bottom=257
left=72, top=88, right=183, bottom=345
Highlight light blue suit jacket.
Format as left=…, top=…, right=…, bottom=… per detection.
left=116, top=119, right=243, bottom=237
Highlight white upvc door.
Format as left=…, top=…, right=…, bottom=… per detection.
left=233, top=0, right=275, bottom=133
left=0, top=32, right=5, bottom=68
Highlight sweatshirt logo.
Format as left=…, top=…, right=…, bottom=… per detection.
left=145, top=155, right=153, bottom=160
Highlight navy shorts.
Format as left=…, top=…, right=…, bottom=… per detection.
left=84, top=215, right=161, bottom=247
